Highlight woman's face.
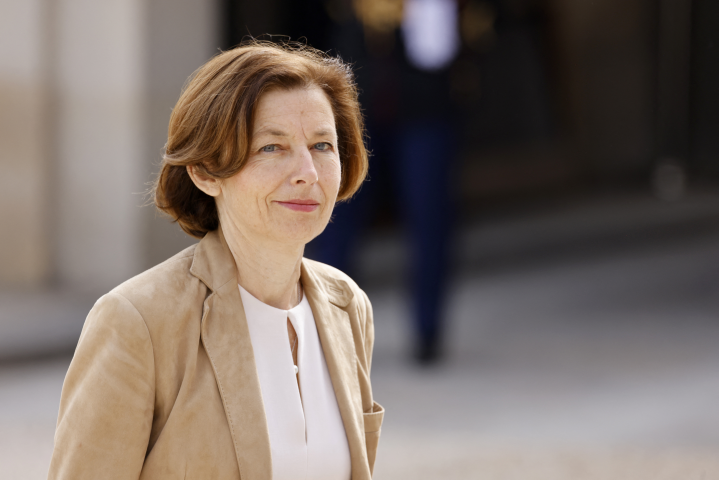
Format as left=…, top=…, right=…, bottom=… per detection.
left=216, top=86, right=341, bottom=247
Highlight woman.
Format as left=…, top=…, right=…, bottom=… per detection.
left=49, top=42, right=383, bottom=480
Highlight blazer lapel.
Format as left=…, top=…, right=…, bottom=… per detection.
left=302, top=260, right=371, bottom=480
left=191, top=229, right=272, bottom=480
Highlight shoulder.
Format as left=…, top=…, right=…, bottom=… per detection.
left=302, top=258, right=372, bottom=321
left=99, top=244, right=207, bottom=329
left=302, top=258, right=368, bottom=301
left=112, top=244, right=199, bottom=300
left=302, top=257, right=356, bottom=286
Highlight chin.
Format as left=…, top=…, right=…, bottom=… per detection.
left=266, top=211, right=330, bottom=245
left=273, top=224, right=326, bottom=247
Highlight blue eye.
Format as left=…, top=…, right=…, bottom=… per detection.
left=315, top=142, right=331, bottom=151
left=261, top=144, right=277, bottom=152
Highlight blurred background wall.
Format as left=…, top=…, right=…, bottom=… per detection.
left=0, top=0, right=216, bottom=293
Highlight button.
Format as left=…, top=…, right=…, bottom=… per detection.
left=294, top=365, right=299, bottom=375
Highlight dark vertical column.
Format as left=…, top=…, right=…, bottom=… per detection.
left=221, top=0, right=287, bottom=50
left=656, top=0, right=693, bottom=162
left=221, top=0, right=242, bottom=49
left=284, top=0, right=334, bottom=52
left=690, top=0, right=719, bottom=176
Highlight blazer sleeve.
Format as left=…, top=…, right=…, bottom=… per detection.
left=358, top=289, right=384, bottom=476
left=360, top=289, right=375, bottom=376
left=48, top=292, right=155, bottom=480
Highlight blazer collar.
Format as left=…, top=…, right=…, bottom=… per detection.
left=189, top=228, right=369, bottom=480
left=189, top=227, right=236, bottom=293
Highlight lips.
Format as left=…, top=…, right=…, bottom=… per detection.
left=276, top=199, right=320, bottom=212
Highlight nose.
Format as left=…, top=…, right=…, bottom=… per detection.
left=291, top=146, right=319, bottom=185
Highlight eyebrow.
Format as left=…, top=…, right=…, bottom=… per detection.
left=254, top=127, right=288, bottom=137
left=254, top=127, right=336, bottom=138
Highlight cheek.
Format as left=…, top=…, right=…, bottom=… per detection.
left=224, top=176, right=252, bottom=207
left=321, top=157, right=342, bottom=195
left=227, top=165, right=273, bottom=203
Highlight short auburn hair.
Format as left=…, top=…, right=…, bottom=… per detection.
left=153, top=41, right=368, bottom=238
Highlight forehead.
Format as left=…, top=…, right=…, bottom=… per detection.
left=253, top=86, right=335, bottom=130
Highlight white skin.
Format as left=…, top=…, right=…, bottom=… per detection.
left=187, top=86, right=341, bottom=311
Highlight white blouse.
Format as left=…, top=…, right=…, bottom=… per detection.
left=239, top=284, right=351, bottom=480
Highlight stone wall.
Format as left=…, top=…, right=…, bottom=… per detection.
left=0, top=0, right=218, bottom=291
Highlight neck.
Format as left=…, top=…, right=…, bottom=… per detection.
left=221, top=223, right=304, bottom=311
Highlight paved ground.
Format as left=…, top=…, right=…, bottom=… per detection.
left=366, top=231, right=719, bottom=479
left=2, top=193, right=719, bottom=479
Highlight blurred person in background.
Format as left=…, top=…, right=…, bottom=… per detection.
left=309, top=0, right=467, bottom=363
left=48, top=42, right=383, bottom=479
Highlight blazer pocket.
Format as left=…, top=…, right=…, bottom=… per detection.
left=363, top=402, right=384, bottom=475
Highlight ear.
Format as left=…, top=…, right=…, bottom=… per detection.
left=187, top=165, right=222, bottom=197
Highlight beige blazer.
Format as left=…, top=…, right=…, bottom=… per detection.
left=49, top=229, right=384, bottom=479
